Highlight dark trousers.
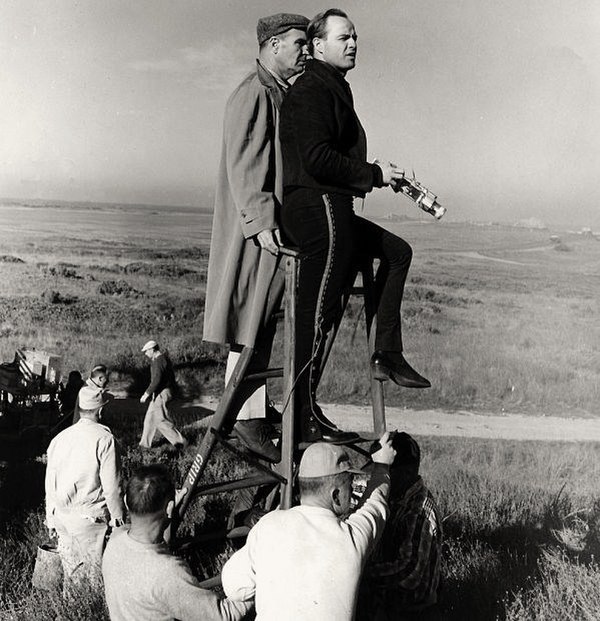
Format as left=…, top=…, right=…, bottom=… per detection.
left=281, top=191, right=412, bottom=417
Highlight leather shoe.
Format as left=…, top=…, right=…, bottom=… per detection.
left=321, top=428, right=361, bottom=445
left=233, top=419, right=281, bottom=463
left=371, top=351, right=431, bottom=388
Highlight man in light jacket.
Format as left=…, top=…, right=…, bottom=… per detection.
left=203, top=13, right=309, bottom=463
left=45, top=388, right=124, bottom=590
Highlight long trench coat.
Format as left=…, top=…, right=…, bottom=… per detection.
left=203, top=62, right=286, bottom=347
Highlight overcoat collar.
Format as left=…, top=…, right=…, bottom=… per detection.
left=256, top=59, right=286, bottom=110
left=305, top=59, right=355, bottom=109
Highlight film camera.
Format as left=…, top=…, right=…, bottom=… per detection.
left=392, top=174, right=446, bottom=220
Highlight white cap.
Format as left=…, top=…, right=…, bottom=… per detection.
left=141, top=340, right=158, bottom=353
left=298, top=443, right=363, bottom=478
left=78, top=385, right=110, bottom=411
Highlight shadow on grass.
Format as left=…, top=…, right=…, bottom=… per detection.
left=112, top=357, right=224, bottom=402
left=437, top=521, right=548, bottom=620
left=103, top=397, right=215, bottom=448
left=0, top=460, right=46, bottom=530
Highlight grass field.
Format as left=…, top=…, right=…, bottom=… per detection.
left=2, top=413, right=600, bottom=620
left=1, top=199, right=600, bottom=619
left=0, top=199, right=599, bottom=416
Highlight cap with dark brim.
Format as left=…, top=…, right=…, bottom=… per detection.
left=257, top=13, right=309, bottom=45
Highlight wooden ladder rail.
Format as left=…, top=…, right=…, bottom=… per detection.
left=172, top=248, right=386, bottom=534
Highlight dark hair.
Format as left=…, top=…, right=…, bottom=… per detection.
left=299, top=471, right=351, bottom=497
left=126, top=464, right=175, bottom=515
left=391, top=432, right=421, bottom=470
left=66, top=370, right=83, bottom=388
left=307, top=8, right=348, bottom=55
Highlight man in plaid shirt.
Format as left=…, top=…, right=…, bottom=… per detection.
left=357, top=432, right=442, bottom=620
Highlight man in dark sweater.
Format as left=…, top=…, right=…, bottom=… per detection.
left=139, top=340, right=187, bottom=449
left=279, top=9, right=430, bottom=443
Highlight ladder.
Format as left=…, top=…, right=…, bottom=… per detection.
left=171, top=248, right=386, bottom=539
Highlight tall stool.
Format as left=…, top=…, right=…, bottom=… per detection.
left=172, top=248, right=386, bottom=537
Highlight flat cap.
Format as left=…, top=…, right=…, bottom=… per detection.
left=257, top=13, right=309, bottom=45
left=141, top=340, right=158, bottom=352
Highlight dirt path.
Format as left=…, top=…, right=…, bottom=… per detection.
left=193, top=399, right=600, bottom=443
left=323, top=404, right=600, bottom=442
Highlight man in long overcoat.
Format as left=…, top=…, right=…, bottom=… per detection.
left=203, top=14, right=309, bottom=461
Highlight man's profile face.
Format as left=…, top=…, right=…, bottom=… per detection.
left=274, top=28, right=309, bottom=79
left=332, top=473, right=353, bottom=516
left=95, top=373, right=108, bottom=388
left=316, top=16, right=357, bottom=74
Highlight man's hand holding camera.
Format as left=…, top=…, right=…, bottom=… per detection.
left=374, top=159, right=405, bottom=188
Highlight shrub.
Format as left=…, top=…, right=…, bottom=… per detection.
left=40, top=290, right=77, bottom=305
left=97, top=280, right=139, bottom=297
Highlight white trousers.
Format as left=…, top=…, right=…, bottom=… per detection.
left=54, top=510, right=108, bottom=593
left=226, top=350, right=267, bottom=421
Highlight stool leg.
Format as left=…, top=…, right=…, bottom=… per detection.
left=278, top=254, right=298, bottom=509
left=361, top=262, right=386, bottom=435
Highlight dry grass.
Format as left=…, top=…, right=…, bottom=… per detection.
left=3, top=431, right=600, bottom=619
left=1, top=201, right=600, bottom=618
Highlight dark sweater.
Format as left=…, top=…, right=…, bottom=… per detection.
left=280, top=59, right=383, bottom=200
left=146, top=353, right=176, bottom=397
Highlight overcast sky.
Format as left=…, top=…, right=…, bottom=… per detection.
left=2, top=0, right=599, bottom=227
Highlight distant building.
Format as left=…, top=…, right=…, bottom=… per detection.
left=514, top=217, right=547, bottom=230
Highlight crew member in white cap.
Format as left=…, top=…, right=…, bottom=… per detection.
left=139, top=340, right=187, bottom=449
left=45, top=385, right=124, bottom=592
left=221, top=431, right=396, bottom=620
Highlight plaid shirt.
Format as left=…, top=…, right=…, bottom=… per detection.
left=361, top=476, right=442, bottom=614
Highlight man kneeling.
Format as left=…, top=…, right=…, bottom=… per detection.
left=102, top=465, right=250, bottom=621
left=357, top=433, right=442, bottom=620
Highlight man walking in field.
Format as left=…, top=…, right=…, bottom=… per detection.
left=45, top=388, right=124, bottom=590
left=103, top=464, right=250, bottom=621
left=139, top=340, right=187, bottom=449
left=203, top=13, right=309, bottom=463
left=221, top=432, right=396, bottom=620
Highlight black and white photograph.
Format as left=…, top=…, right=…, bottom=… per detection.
left=1, top=1, right=599, bottom=619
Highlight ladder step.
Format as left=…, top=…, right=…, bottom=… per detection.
left=297, top=433, right=377, bottom=451
left=349, top=286, right=365, bottom=295
left=194, top=473, right=286, bottom=497
left=243, top=368, right=283, bottom=381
